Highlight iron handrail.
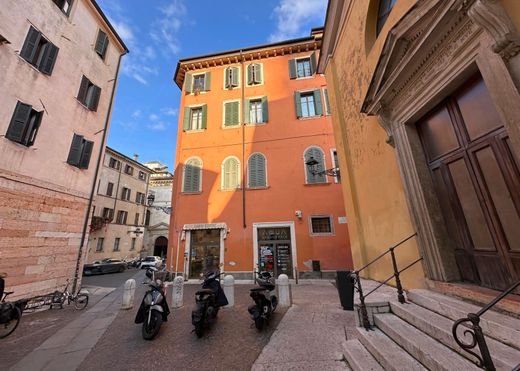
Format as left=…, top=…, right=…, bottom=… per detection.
left=452, top=279, right=520, bottom=370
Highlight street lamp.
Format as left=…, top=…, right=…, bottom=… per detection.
left=305, top=156, right=340, bottom=177
left=147, top=192, right=172, bottom=214
left=147, top=192, right=155, bottom=207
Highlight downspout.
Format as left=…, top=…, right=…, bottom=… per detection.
left=241, top=50, right=246, bottom=229
left=72, top=50, right=127, bottom=293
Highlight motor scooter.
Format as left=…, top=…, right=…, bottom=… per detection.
left=192, top=269, right=228, bottom=338
left=248, top=271, right=278, bottom=330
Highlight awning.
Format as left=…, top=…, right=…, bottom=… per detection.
left=182, top=223, right=227, bottom=231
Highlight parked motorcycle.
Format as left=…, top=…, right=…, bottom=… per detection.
left=248, top=271, right=278, bottom=330
left=134, top=268, right=170, bottom=340
left=0, top=290, right=28, bottom=339
left=192, top=270, right=228, bottom=338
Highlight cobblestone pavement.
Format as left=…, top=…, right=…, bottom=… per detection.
left=78, top=275, right=287, bottom=371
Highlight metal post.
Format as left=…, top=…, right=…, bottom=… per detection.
left=390, top=247, right=405, bottom=304
left=356, top=272, right=370, bottom=330
left=469, top=313, right=495, bottom=371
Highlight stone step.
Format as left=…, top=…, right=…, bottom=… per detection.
left=390, top=301, right=520, bottom=370
left=355, top=327, right=427, bottom=371
left=342, top=339, right=384, bottom=371
left=374, top=313, right=481, bottom=371
left=408, top=289, right=520, bottom=350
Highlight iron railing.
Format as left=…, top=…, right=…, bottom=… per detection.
left=351, top=232, right=421, bottom=330
left=452, top=279, right=520, bottom=370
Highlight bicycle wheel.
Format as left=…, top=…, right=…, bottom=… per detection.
left=73, top=294, right=89, bottom=310
left=0, top=307, right=21, bottom=339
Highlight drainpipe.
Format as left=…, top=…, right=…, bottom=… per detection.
left=72, top=50, right=127, bottom=294
left=240, top=49, right=246, bottom=229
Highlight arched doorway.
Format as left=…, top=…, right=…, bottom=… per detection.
left=154, top=236, right=168, bottom=258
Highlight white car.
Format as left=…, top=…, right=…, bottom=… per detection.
left=139, top=256, right=163, bottom=269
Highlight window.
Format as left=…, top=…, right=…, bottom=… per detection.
left=245, top=97, right=268, bottom=124
left=304, top=147, right=327, bottom=184
left=106, top=182, right=114, bottom=196
left=94, top=29, right=109, bottom=59
left=124, top=165, right=134, bottom=175
left=184, top=72, right=211, bottom=93
left=182, top=106, right=207, bottom=131
left=77, top=76, right=101, bottom=111
left=248, top=153, right=267, bottom=188
left=222, top=157, right=240, bottom=190
left=52, top=0, right=73, bottom=15
left=96, top=237, right=104, bottom=252
left=134, top=213, right=140, bottom=225
left=224, top=101, right=240, bottom=127
left=113, top=238, right=120, bottom=252
left=20, top=26, right=59, bottom=75
left=193, top=75, right=205, bottom=91
left=332, top=150, right=341, bottom=183
left=116, top=210, right=128, bottom=224
left=130, top=238, right=136, bottom=251
left=5, top=101, right=42, bottom=147
left=121, top=187, right=131, bottom=201
left=224, top=67, right=239, bottom=89
left=288, top=53, right=317, bottom=79
left=138, top=171, right=146, bottom=181
left=310, top=216, right=333, bottom=235
left=145, top=210, right=151, bottom=226
left=247, top=63, right=262, bottom=85
left=323, top=88, right=331, bottom=115
left=377, top=0, right=396, bottom=36
left=67, top=134, right=94, bottom=169
left=182, top=157, right=202, bottom=193
left=102, top=208, right=114, bottom=221
left=295, top=90, right=323, bottom=118
left=109, top=157, right=120, bottom=169
left=136, top=192, right=145, bottom=204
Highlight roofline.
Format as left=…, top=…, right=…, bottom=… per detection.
left=90, top=0, right=129, bottom=53
left=106, top=146, right=153, bottom=172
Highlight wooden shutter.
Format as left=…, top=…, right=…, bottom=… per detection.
left=67, top=134, right=84, bottom=166
left=223, top=158, right=238, bottom=189
left=324, top=88, right=330, bottom=114
left=231, top=67, right=239, bottom=87
left=224, top=102, right=232, bottom=126
left=25, top=110, right=43, bottom=146
left=288, top=59, right=297, bottom=79
left=183, top=164, right=193, bottom=192
left=6, top=102, right=31, bottom=143
left=248, top=153, right=266, bottom=188
left=39, top=43, right=59, bottom=75
left=182, top=107, right=190, bottom=131
left=305, top=147, right=326, bottom=183
left=254, top=64, right=262, bottom=84
left=184, top=73, right=193, bottom=93
left=294, top=92, right=302, bottom=118
left=204, top=72, right=211, bottom=91
left=20, top=26, right=41, bottom=63
left=231, top=101, right=239, bottom=125
left=192, top=161, right=201, bottom=191
left=95, top=30, right=108, bottom=58
left=313, top=89, right=323, bottom=116
left=79, top=139, right=94, bottom=169
left=247, top=64, right=254, bottom=85
left=77, top=76, right=89, bottom=104
left=310, top=52, right=317, bottom=75
left=261, top=96, right=268, bottom=123
left=89, top=85, right=101, bottom=111
left=243, top=99, right=250, bottom=124
left=201, top=104, right=207, bottom=129
left=224, top=68, right=231, bottom=88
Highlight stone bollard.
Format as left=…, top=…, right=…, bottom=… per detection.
left=122, top=279, right=136, bottom=310
left=277, top=274, right=291, bottom=307
left=223, top=275, right=234, bottom=308
left=171, top=276, right=184, bottom=308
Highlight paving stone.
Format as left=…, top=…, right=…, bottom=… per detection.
left=342, top=339, right=384, bottom=371
left=42, top=349, right=91, bottom=371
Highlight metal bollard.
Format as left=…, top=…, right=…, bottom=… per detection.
left=223, top=275, right=234, bottom=308
left=122, top=279, right=136, bottom=310
left=277, top=274, right=291, bottom=307
left=171, top=276, right=184, bottom=308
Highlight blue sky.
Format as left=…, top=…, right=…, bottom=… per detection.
left=97, top=0, right=327, bottom=171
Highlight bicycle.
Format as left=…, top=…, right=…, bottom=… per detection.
left=0, top=291, right=28, bottom=339
left=50, top=280, right=89, bottom=310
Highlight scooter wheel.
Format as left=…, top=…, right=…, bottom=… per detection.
left=142, top=310, right=162, bottom=340
left=254, top=316, right=265, bottom=331
left=194, top=323, right=204, bottom=338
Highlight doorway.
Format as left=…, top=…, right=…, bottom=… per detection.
left=417, top=74, right=520, bottom=291
left=153, top=236, right=168, bottom=258
left=257, top=227, right=293, bottom=278
left=189, top=229, right=221, bottom=279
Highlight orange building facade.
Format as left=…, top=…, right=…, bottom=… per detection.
left=169, top=29, right=352, bottom=280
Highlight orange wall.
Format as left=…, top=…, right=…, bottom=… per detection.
left=168, top=49, right=352, bottom=276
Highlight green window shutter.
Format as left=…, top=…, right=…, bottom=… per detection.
left=20, top=26, right=41, bottom=63
left=231, top=101, right=239, bottom=125
left=294, top=92, right=302, bottom=118
left=192, top=161, right=201, bottom=191
left=224, top=68, right=231, bottom=88
left=182, top=107, right=190, bottom=131
left=305, top=147, right=326, bottom=184
left=204, top=72, right=211, bottom=91
left=95, top=30, right=108, bottom=58
left=288, top=59, right=297, bottom=79
left=248, top=153, right=266, bottom=188
left=310, top=52, right=317, bottom=75
left=261, top=96, right=268, bottom=123
left=6, top=102, right=32, bottom=143
left=224, top=102, right=232, bottom=126
left=89, top=85, right=101, bottom=111
left=24, top=111, right=42, bottom=146
left=247, top=64, right=254, bottom=85
left=77, top=76, right=89, bottom=104
left=254, top=64, right=262, bottom=84
left=201, top=104, right=207, bottom=129
left=183, top=164, right=193, bottom=192
left=79, top=140, right=94, bottom=169
left=324, top=88, right=330, bottom=115
left=231, top=67, right=239, bottom=87
left=67, top=134, right=84, bottom=166
left=313, top=89, right=323, bottom=116
left=184, top=73, right=193, bottom=93
left=243, top=99, right=250, bottom=124
left=39, top=43, right=59, bottom=75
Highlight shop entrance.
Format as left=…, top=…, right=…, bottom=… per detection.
left=257, top=227, right=293, bottom=279
left=189, top=229, right=221, bottom=279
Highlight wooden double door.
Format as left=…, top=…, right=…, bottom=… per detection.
left=417, top=74, right=520, bottom=291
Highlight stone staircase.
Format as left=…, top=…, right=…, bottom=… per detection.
left=344, top=289, right=520, bottom=371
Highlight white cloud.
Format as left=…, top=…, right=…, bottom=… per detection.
left=150, top=0, right=186, bottom=56
left=147, top=121, right=168, bottom=131
left=149, top=113, right=160, bottom=121
left=109, top=19, right=135, bottom=44
left=161, top=107, right=178, bottom=116
left=131, top=109, right=142, bottom=118
left=269, top=0, right=327, bottom=42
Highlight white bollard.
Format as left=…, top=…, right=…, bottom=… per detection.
left=122, top=279, right=136, bottom=310
left=223, top=275, right=234, bottom=308
left=171, top=276, right=184, bottom=308
left=278, top=274, right=291, bottom=307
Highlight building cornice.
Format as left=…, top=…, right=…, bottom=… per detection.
left=106, top=147, right=153, bottom=174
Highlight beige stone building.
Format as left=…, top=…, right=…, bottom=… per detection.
left=86, top=148, right=153, bottom=263
left=143, top=161, right=173, bottom=259
left=0, top=0, right=128, bottom=298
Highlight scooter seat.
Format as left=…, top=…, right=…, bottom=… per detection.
left=196, top=289, right=214, bottom=295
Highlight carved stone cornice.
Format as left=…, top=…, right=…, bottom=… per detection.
left=373, top=102, right=395, bottom=147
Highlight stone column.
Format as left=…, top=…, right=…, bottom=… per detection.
left=121, top=279, right=135, bottom=310
left=171, top=276, right=184, bottom=308
left=277, top=274, right=291, bottom=307
left=223, top=275, right=234, bottom=308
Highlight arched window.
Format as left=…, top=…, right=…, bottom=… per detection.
left=248, top=153, right=267, bottom=188
left=222, top=157, right=240, bottom=190
left=376, top=0, right=396, bottom=35
left=182, top=157, right=202, bottom=193
left=304, top=147, right=327, bottom=184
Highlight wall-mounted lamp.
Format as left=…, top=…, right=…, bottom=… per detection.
left=305, top=156, right=340, bottom=177
left=295, top=210, right=302, bottom=219
left=147, top=192, right=172, bottom=214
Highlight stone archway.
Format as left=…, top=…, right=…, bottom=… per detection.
left=154, top=236, right=168, bottom=258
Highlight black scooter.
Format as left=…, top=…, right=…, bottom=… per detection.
left=248, top=271, right=278, bottom=330
left=192, top=270, right=228, bottom=338
left=135, top=268, right=170, bottom=340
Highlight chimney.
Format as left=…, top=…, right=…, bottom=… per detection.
left=133, top=153, right=139, bottom=161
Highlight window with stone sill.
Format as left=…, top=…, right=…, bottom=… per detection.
left=113, top=237, right=120, bottom=252
left=116, top=210, right=127, bottom=224
left=124, top=165, right=134, bottom=175
left=96, top=237, right=104, bottom=252
left=310, top=216, right=333, bottom=235
left=109, top=157, right=120, bottom=170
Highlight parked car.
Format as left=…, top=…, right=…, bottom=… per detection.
left=83, top=259, right=127, bottom=276
left=139, top=256, right=163, bottom=269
